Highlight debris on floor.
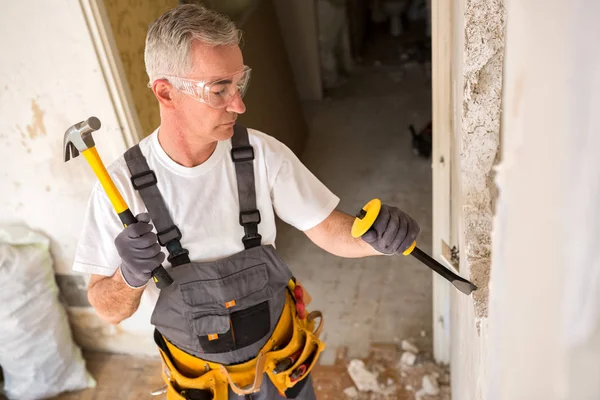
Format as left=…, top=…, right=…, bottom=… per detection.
left=347, top=360, right=381, bottom=393
left=399, top=351, right=417, bottom=366
left=312, top=341, right=450, bottom=400
left=416, top=374, right=440, bottom=399
left=401, top=340, right=420, bottom=354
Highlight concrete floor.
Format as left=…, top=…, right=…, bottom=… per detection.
left=275, top=54, right=433, bottom=359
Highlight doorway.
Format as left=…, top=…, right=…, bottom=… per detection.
left=274, top=1, right=443, bottom=396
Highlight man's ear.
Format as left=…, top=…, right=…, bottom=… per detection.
left=152, top=79, right=176, bottom=108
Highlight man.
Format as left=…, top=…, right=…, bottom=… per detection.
left=73, top=4, right=419, bottom=399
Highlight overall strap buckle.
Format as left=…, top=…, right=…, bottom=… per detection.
left=158, top=226, right=190, bottom=267
left=130, top=170, right=157, bottom=190
left=231, top=146, right=254, bottom=162
left=240, top=209, right=262, bottom=249
left=242, top=233, right=262, bottom=249
left=239, top=209, right=261, bottom=226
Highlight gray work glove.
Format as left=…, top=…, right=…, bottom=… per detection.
left=361, top=204, right=420, bottom=255
left=114, top=213, right=165, bottom=288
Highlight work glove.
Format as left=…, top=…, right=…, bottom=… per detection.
left=114, top=213, right=165, bottom=288
left=361, top=204, right=420, bottom=255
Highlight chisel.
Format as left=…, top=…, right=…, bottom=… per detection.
left=351, top=198, right=477, bottom=295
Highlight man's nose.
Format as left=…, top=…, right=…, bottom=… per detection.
left=226, top=91, right=246, bottom=114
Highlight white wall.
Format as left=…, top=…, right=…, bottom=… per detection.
left=0, top=0, right=126, bottom=273
left=488, top=0, right=600, bottom=398
left=0, top=0, right=156, bottom=355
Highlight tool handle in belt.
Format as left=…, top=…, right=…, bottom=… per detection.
left=118, top=209, right=174, bottom=289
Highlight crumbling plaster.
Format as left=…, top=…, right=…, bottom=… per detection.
left=461, top=0, right=506, bottom=318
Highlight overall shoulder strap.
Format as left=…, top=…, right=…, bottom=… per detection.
left=231, top=124, right=262, bottom=249
left=124, top=145, right=190, bottom=267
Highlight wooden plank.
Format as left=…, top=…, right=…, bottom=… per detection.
left=51, top=352, right=163, bottom=400
left=431, top=0, right=455, bottom=364
left=80, top=0, right=144, bottom=146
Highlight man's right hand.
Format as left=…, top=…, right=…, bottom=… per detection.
left=114, top=212, right=165, bottom=288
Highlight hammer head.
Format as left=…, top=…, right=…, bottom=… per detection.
left=63, top=116, right=102, bottom=162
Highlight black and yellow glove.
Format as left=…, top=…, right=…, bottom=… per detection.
left=361, top=204, right=420, bottom=255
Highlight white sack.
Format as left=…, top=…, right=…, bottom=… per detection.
left=0, top=225, right=95, bottom=400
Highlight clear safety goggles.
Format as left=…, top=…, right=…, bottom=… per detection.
left=163, top=66, right=252, bottom=109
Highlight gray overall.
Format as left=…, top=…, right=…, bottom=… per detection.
left=124, top=125, right=316, bottom=400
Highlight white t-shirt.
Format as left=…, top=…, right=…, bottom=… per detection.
left=73, top=127, right=339, bottom=328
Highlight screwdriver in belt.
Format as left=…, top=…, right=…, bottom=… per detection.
left=351, top=198, right=477, bottom=295
left=273, top=350, right=303, bottom=374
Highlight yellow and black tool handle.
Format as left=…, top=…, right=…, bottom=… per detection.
left=351, top=198, right=477, bottom=295
left=82, top=147, right=174, bottom=289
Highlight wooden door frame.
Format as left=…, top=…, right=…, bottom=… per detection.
left=79, top=0, right=143, bottom=148
left=431, top=0, right=461, bottom=364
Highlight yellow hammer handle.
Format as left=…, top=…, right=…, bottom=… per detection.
left=351, top=198, right=417, bottom=256
left=82, top=147, right=128, bottom=214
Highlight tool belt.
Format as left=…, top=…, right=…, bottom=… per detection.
left=155, top=288, right=324, bottom=400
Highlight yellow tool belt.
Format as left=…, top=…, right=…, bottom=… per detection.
left=156, top=290, right=325, bottom=399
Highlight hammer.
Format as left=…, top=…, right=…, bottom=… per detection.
left=64, top=116, right=173, bottom=289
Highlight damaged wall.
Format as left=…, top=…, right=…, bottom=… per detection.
left=0, top=0, right=127, bottom=275
left=0, top=0, right=157, bottom=356
left=460, top=0, right=505, bottom=318
left=450, top=0, right=505, bottom=398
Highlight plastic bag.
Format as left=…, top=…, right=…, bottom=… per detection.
left=0, top=225, right=95, bottom=400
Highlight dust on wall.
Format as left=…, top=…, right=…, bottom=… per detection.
left=461, top=0, right=506, bottom=318
left=103, top=0, right=179, bottom=137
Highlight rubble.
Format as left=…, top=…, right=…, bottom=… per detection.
left=420, top=374, right=440, bottom=395
left=313, top=339, right=451, bottom=400
left=344, top=386, right=359, bottom=399
left=347, top=359, right=381, bottom=393
left=399, top=351, right=417, bottom=366
left=401, top=340, right=419, bottom=354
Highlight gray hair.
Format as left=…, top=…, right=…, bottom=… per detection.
left=144, top=4, right=242, bottom=84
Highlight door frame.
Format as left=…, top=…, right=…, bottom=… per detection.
left=431, top=0, right=460, bottom=364
left=79, top=0, right=143, bottom=148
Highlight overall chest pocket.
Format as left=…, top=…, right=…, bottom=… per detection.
left=180, top=264, right=272, bottom=353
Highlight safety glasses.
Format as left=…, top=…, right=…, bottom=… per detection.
left=162, top=66, right=252, bottom=109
